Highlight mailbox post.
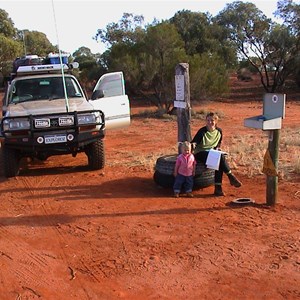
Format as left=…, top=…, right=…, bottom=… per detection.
left=266, top=129, right=280, bottom=205
left=244, top=93, right=286, bottom=206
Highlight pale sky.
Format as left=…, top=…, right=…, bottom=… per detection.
left=0, top=0, right=280, bottom=55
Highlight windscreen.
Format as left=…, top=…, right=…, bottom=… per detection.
left=9, top=76, right=83, bottom=104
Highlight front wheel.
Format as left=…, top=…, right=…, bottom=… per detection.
left=86, top=139, right=105, bottom=170
left=3, top=146, right=20, bottom=177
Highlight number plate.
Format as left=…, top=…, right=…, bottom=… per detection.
left=44, top=135, right=67, bottom=144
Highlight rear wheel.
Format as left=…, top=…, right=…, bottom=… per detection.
left=3, top=146, right=20, bottom=177
left=86, top=139, right=105, bottom=170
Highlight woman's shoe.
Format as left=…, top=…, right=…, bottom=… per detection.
left=228, top=174, right=242, bottom=187
left=214, top=185, right=225, bottom=196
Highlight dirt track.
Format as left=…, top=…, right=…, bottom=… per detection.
left=0, top=88, right=300, bottom=299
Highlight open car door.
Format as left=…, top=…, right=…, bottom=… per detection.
left=90, top=72, right=130, bottom=130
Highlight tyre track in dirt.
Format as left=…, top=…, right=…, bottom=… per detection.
left=0, top=174, right=66, bottom=298
left=0, top=223, right=62, bottom=297
left=0, top=171, right=99, bottom=299
left=24, top=172, right=101, bottom=299
left=39, top=201, right=99, bottom=299
left=31, top=169, right=135, bottom=298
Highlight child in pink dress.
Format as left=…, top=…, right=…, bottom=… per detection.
left=173, top=141, right=196, bottom=198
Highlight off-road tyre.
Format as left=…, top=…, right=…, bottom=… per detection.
left=0, top=144, right=3, bottom=177
left=153, top=154, right=215, bottom=189
left=86, top=139, right=105, bottom=170
left=3, top=146, right=20, bottom=177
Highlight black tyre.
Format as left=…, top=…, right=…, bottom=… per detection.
left=3, top=146, right=20, bottom=178
left=153, top=171, right=174, bottom=188
left=0, top=144, right=3, bottom=177
left=154, top=154, right=215, bottom=189
left=86, top=139, right=105, bottom=170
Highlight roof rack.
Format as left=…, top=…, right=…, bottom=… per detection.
left=10, top=53, right=78, bottom=79
left=16, top=63, right=69, bottom=76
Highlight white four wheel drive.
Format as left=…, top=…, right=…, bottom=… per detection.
left=0, top=60, right=130, bottom=177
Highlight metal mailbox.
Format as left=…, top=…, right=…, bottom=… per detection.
left=244, top=93, right=286, bottom=130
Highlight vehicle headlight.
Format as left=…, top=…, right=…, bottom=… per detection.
left=3, top=118, right=30, bottom=131
left=78, top=113, right=97, bottom=125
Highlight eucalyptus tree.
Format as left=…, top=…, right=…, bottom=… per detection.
left=275, top=0, right=300, bottom=86
left=94, top=13, right=148, bottom=93
left=143, top=22, right=187, bottom=110
left=20, top=30, right=57, bottom=57
left=94, top=12, right=145, bottom=47
left=215, top=0, right=300, bottom=92
left=170, top=10, right=211, bottom=55
left=73, top=46, right=105, bottom=92
left=0, top=9, right=17, bottom=38
left=94, top=12, right=229, bottom=107
left=1, top=9, right=57, bottom=61
left=171, top=10, right=237, bottom=68
left=0, top=9, right=22, bottom=78
left=276, top=0, right=300, bottom=35
left=101, top=21, right=187, bottom=110
left=100, top=42, right=145, bottom=93
left=170, top=10, right=234, bottom=101
left=189, top=53, right=230, bottom=101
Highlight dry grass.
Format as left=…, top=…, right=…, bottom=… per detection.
left=107, top=146, right=178, bottom=173
left=280, top=127, right=300, bottom=177
left=107, top=149, right=160, bottom=171
left=107, top=119, right=300, bottom=181
left=226, top=127, right=300, bottom=179
left=107, top=104, right=300, bottom=180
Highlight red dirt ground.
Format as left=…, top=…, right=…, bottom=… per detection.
left=0, top=77, right=299, bottom=299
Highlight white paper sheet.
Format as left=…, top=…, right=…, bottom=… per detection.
left=206, top=149, right=227, bottom=170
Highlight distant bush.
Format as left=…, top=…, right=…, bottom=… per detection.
left=237, top=68, right=253, bottom=81
left=189, top=53, right=229, bottom=100
left=133, top=108, right=175, bottom=120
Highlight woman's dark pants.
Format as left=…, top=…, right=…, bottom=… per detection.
left=194, top=151, right=231, bottom=185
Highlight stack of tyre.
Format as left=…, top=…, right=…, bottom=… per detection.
left=153, top=154, right=215, bottom=189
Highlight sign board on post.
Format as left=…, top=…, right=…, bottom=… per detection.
left=174, top=75, right=186, bottom=108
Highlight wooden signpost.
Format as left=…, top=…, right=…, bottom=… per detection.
left=175, top=63, right=191, bottom=147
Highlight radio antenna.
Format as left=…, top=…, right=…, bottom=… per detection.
left=51, top=0, right=69, bottom=112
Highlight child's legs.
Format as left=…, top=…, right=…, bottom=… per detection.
left=173, top=174, right=185, bottom=193
left=183, top=175, right=194, bottom=193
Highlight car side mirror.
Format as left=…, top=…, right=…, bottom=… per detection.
left=91, top=89, right=104, bottom=100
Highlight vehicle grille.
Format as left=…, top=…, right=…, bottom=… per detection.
left=50, top=118, right=59, bottom=128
